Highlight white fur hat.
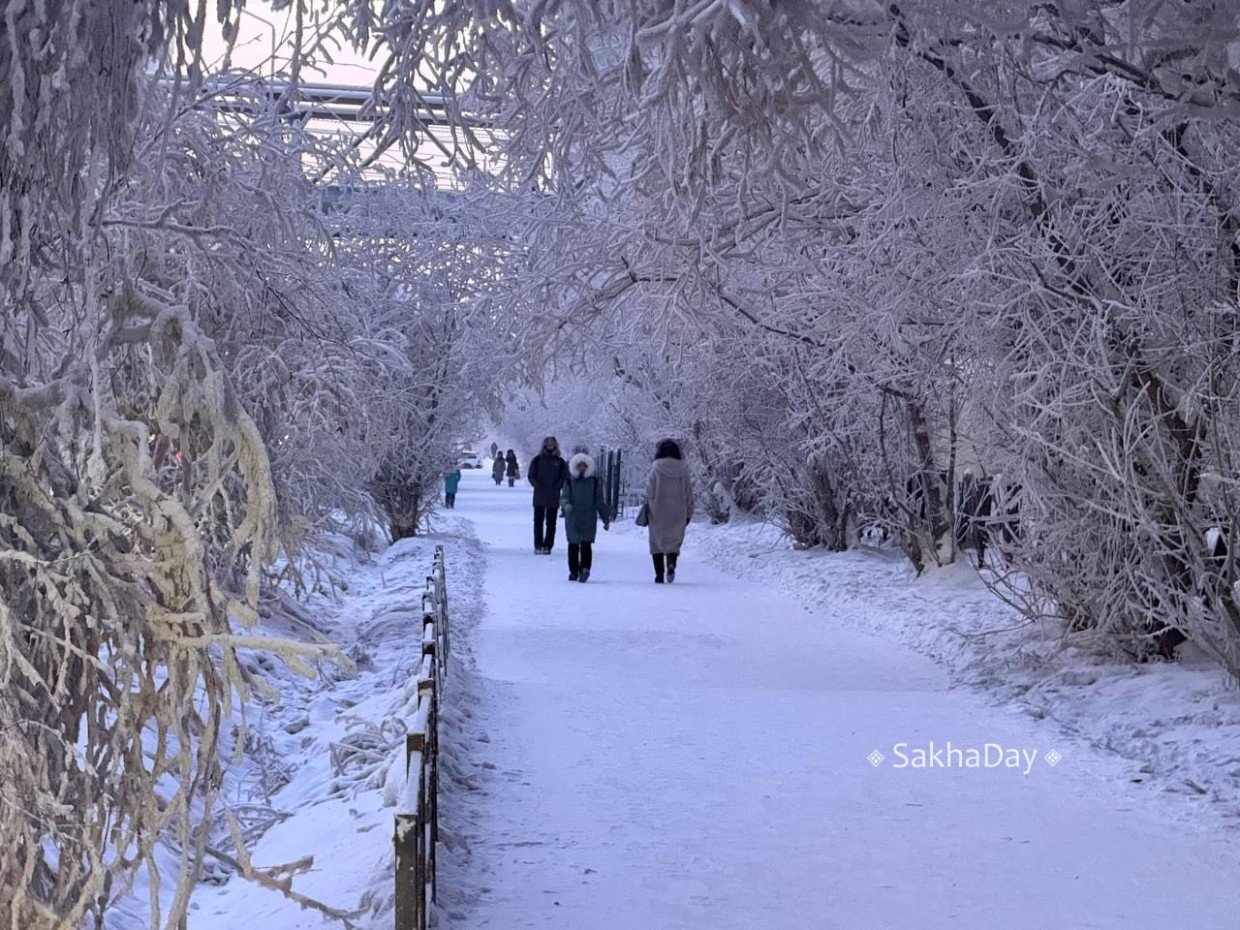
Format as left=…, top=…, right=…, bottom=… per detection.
left=569, top=452, right=595, bottom=476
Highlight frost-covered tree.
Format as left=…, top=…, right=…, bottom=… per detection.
left=392, top=0, right=1240, bottom=674
left=0, top=2, right=525, bottom=924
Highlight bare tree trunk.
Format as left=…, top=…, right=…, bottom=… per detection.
left=907, top=398, right=949, bottom=564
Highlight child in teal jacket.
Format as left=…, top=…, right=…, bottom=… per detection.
left=560, top=453, right=610, bottom=582
left=444, top=469, right=462, bottom=509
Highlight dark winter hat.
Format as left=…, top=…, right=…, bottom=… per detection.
left=655, top=439, right=682, bottom=460
left=543, top=436, right=559, bottom=451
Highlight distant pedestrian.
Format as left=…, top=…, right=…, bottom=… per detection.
left=528, top=436, right=568, bottom=553
left=444, top=468, right=462, bottom=509
left=561, top=452, right=611, bottom=582
left=644, top=439, right=694, bottom=583
left=492, top=453, right=506, bottom=486
left=506, top=449, right=519, bottom=487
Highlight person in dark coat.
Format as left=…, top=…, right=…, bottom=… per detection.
left=560, top=452, right=611, bottom=582
left=505, top=449, right=519, bottom=487
left=528, top=436, right=569, bottom=553
left=491, top=453, right=506, bottom=486
left=645, top=439, right=694, bottom=583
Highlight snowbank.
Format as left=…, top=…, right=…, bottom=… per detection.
left=173, top=515, right=485, bottom=930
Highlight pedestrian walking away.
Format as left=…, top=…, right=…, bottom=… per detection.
left=528, top=436, right=568, bottom=553
left=492, top=452, right=506, bottom=486
left=444, top=467, right=462, bottom=509
left=505, top=449, right=520, bottom=487
left=561, top=452, right=611, bottom=582
left=644, top=439, right=694, bottom=583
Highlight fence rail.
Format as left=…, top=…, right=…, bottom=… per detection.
left=394, top=545, right=450, bottom=930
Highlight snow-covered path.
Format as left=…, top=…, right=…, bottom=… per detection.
left=442, top=470, right=1240, bottom=929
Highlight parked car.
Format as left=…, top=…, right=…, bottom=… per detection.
left=459, top=450, right=483, bottom=469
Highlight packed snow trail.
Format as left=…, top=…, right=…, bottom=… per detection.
left=441, top=470, right=1240, bottom=929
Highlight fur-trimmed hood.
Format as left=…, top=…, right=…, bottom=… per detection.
left=568, top=452, right=595, bottom=477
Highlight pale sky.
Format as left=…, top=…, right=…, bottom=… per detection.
left=196, top=3, right=484, bottom=186
left=200, top=4, right=377, bottom=85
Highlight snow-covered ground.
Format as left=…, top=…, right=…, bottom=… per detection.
left=169, top=469, right=1240, bottom=928
left=436, top=470, right=1240, bottom=929
left=691, top=519, right=1240, bottom=826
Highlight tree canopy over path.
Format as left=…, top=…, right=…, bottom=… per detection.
left=6, top=2, right=1240, bottom=925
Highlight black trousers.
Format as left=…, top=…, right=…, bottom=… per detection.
left=653, top=552, right=679, bottom=578
left=568, top=542, right=593, bottom=573
left=445, top=493, right=456, bottom=508
left=534, top=506, right=558, bottom=550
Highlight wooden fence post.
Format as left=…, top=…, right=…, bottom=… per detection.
left=394, top=761, right=426, bottom=930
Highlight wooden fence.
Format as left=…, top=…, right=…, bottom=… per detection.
left=394, top=545, right=450, bottom=930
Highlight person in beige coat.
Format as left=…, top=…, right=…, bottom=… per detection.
left=644, top=439, right=694, bottom=583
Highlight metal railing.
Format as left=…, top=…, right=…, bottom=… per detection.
left=394, top=545, right=450, bottom=930
left=594, top=447, right=631, bottom=521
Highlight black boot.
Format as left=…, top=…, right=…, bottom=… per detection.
left=579, top=568, right=590, bottom=583
left=667, top=552, right=678, bottom=583
left=653, top=553, right=665, bottom=583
